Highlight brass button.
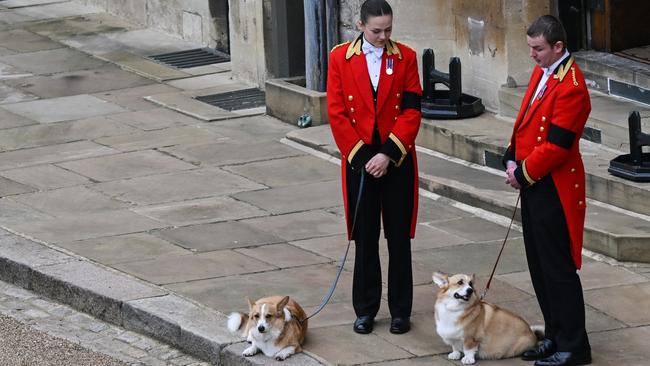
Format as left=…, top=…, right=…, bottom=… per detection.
left=348, top=95, right=353, bottom=101
left=408, top=145, right=412, bottom=149
left=540, top=126, right=545, bottom=132
left=575, top=184, right=579, bottom=188
left=537, top=136, right=542, bottom=142
left=350, top=107, right=355, bottom=113
left=571, top=168, right=576, bottom=173
left=395, top=105, right=400, bottom=110
left=352, top=119, right=356, bottom=124
left=578, top=201, right=584, bottom=205
left=397, top=93, right=401, bottom=98
left=394, top=116, right=398, bottom=120
left=542, top=116, right=546, bottom=122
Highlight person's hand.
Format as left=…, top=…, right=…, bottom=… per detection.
left=505, top=164, right=521, bottom=190
left=366, top=153, right=390, bottom=178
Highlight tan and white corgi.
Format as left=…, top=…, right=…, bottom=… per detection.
left=432, top=272, right=543, bottom=365
left=227, top=295, right=308, bottom=361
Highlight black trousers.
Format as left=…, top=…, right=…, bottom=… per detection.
left=521, top=176, right=590, bottom=353
left=346, top=153, right=414, bottom=319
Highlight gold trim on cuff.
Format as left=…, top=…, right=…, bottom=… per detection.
left=347, top=140, right=365, bottom=164
left=389, top=133, right=408, bottom=167
left=522, top=160, right=537, bottom=185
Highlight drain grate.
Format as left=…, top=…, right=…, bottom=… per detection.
left=195, top=88, right=266, bottom=111
left=148, top=48, right=230, bottom=69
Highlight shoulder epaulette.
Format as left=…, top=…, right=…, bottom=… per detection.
left=553, top=56, right=575, bottom=84
left=331, top=41, right=350, bottom=53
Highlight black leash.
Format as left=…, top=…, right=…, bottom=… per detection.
left=301, top=171, right=366, bottom=323
left=480, top=193, right=520, bottom=300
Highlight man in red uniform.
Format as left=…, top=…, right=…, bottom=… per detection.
left=503, top=15, right=591, bottom=366
left=327, top=0, right=421, bottom=335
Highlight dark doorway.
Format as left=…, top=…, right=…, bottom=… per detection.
left=209, top=0, right=230, bottom=54
left=559, top=0, right=650, bottom=55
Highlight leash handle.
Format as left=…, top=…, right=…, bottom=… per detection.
left=302, top=171, right=365, bottom=323
left=481, top=193, right=520, bottom=300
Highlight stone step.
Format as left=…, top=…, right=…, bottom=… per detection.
left=285, top=124, right=650, bottom=263
left=574, top=51, right=650, bottom=105
left=499, top=86, right=650, bottom=151
left=417, top=113, right=650, bottom=217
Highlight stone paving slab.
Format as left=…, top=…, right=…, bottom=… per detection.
left=57, top=150, right=195, bottom=182
left=241, top=210, right=345, bottom=242
left=94, top=125, right=226, bottom=152
left=0, top=106, right=36, bottom=130
left=113, top=250, right=276, bottom=285
left=2, top=0, right=70, bottom=9
left=305, top=323, right=414, bottom=364
left=0, top=140, right=117, bottom=170
left=0, top=82, right=38, bottom=104
left=106, top=107, right=202, bottom=131
left=0, top=47, right=106, bottom=75
left=232, top=180, right=340, bottom=215
left=133, top=196, right=268, bottom=226
left=6, top=209, right=165, bottom=243
left=207, top=115, right=296, bottom=141
left=225, top=155, right=340, bottom=188
left=0, top=115, right=137, bottom=151
left=91, top=83, right=179, bottom=112
left=153, top=220, right=286, bottom=253
left=222, top=342, right=324, bottom=366
left=97, top=50, right=191, bottom=82
left=0, top=61, right=33, bottom=79
left=1, top=94, right=127, bottom=123
left=0, top=175, right=35, bottom=196
left=160, top=139, right=305, bottom=167
left=0, top=164, right=91, bottom=190
left=588, top=325, right=650, bottom=365
left=144, top=91, right=241, bottom=122
left=235, top=243, right=331, bottom=269
left=0, top=28, right=61, bottom=53
left=57, top=233, right=191, bottom=266
left=7, top=185, right=128, bottom=216
left=0, top=197, right=54, bottom=225
left=4, top=64, right=155, bottom=99
left=584, top=282, right=650, bottom=327
left=10, top=1, right=101, bottom=21
left=93, top=167, right=266, bottom=205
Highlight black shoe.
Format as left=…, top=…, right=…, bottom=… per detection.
left=534, top=351, right=591, bottom=366
left=522, top=339, right=556, bottom=361
left=353, top=315, right=374, bottom=334
left=389, top=317, right=410, bottom=334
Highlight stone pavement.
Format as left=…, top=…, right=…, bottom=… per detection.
left=0, top=2, right=649, bottom=365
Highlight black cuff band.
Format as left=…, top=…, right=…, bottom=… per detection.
left=380, top=138, right=403, bottom=163
left=401, top=91, right=421, bottom=111
left=350, top=144, right=374, bottom=170
left=514, top=167, right=531, bottom=188
left=548, top=123, right=576, bottom=149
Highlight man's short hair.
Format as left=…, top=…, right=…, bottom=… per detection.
left=527, top=15, right=567, bottom=50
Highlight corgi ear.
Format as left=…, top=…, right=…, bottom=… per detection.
left=277, top=296, right=290, bottom=310
left=432, top=272, right=448, bottom=287
left=246, top=297, right=255, bottom=312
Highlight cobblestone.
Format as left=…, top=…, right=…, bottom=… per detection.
left=0, top=280, right=208, bottom=365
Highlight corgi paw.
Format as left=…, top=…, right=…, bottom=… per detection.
left=242, top=345, right=259, bottom=357
left=448, top=351, right=462, bottom=360
left=461, top=355, right=476, bottom=364
left=275, top=346, right=295, bottom=361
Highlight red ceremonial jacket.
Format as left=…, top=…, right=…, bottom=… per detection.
left=327, top=35, right=422, bottom=239
left=504, top=55, right=591, bottom=268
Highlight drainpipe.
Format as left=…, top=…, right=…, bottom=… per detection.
left=304, top=0, right=326, bottom=91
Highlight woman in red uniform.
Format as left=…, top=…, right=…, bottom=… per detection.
left=327, top=0, right=422, bottom=335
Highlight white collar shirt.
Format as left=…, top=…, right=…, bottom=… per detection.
left=532, top=49, right=570, bottom=103
left=362, top=36, right=384, bottom=91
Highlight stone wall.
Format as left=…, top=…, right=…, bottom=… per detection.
left=338, top=0, right=551, bottom=112
left=74, top=0, right=230, bottom=53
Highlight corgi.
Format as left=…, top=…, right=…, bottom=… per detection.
left=227, top=295, right=307, bottom=361
left=432, top=272, right=543, bottom=365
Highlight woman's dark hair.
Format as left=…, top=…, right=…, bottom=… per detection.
left=526, top=15, right=567, bottom=50
left=360, top=0, right=393, bottom=24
